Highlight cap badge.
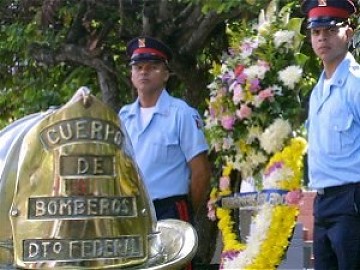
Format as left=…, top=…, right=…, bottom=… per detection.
left=317, top=0, right=327, bottom=7
left=138, top=38, right=146, bottom=48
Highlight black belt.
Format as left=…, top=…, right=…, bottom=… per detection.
left=317, top=182, right=360, bottom=196
left=153, top=195, right=188, bottom=208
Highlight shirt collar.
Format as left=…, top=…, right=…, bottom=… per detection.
left=322, top=52, right=353, bottom=87
left=127, top=89, right=170, bottom=116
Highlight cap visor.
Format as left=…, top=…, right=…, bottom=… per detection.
left=307, top=18, right=346, bottom=29
left=130, top=54, right=167, bottom=65
left=129, top=59, right=166, bottom=66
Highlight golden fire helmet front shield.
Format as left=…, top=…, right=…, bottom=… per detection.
left=0, top=89, right=197, bottom=269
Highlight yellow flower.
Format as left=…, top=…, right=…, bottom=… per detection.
left=244, top=83, right=255, bottom=102
left=223, top=163, right=233, bottom=177
left=238, top=140, right=251, bottom=154
left=210, top=61, right=222, bottom=76
left=209, top=187, right=218, bottom=200
left=218, top=138, right=306, bottom=269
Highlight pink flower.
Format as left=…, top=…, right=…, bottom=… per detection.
left=257, top=60, right=270, bottom=71
left=234, top=64, right=245, bottom=76
left=257, top=88, right=274, bottom=102
left=207, top=209, right=216, bottom=221
left=207, top=199, right=217, bottom=221
left=236, top=104, right=252, bottom=119
left=233, top=85, right=244, bottom=104
left=285, top=189, right=303, bottom=205
left=219, top=176, right=230, bottom=191
left=221, top=115, right=235, bottom=130
left=207, top=199, right=216, bottom=208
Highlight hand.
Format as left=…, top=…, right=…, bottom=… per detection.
left=65, top=86, right=91, bottom=107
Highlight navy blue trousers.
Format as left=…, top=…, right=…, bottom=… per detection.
left=153, top=195, right=193, bottom=270
left=313, top=183, right=360, bottom=270
left=153, top=195, right=192, bottom=222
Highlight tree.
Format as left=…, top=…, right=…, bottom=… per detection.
left=0, top=0, right=290, bottom=127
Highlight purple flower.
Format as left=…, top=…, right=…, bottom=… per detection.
left=236, top=73, right=247, bottom=84
left=264, top=161, right=284, bottom=176
left=241, top=41, right=255, bottom=57
left=222, top=72, right=232, bottom=84
left=209, top=107, right=216, bottom=118
left=249, top=78, right=260, bottom=93
left=221, top=250, right=241, bottom=261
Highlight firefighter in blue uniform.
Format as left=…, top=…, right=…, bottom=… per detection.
left=301, top=0, right=360, bottom=269
left=119, top=36, right=211, bottom=228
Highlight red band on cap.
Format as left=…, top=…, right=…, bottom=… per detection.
left=133, top=48, right=167, bottom=59
left=309, top=7, right=350, bottom=18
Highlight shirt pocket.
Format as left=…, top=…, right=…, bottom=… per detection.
left=330, top=113, right=356, bottom=154
left=151, top=138, right=181, bottom=164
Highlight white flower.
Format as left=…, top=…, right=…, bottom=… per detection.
left=257, top=21, right=271, bottom=36
left=209, top=96, right=217, bottom=103
left=222, top=136, right=234, bottom=150
left=238, top=161, right=254, bottom=179
left=272, top=84, right=283, bottom=96
left=203, top=112, right=217, bottom=130
left=247, top=151, right=268, bottom=168
left=246, top=126, right=262, bottom=144
left=263, top=166, right=294, bottom=189
left=278, top=65, right=303, bottom=89
left=221, top=63, right=230, bottom=73
left=207, top=81, right=217, bottom=90
left=273, top=30, right=295, bottom=48
left=244, top=64, right=268, bottom=80
left=259, top=118, right=292, bottom=154
left=232, top=153, right=244, bottom=172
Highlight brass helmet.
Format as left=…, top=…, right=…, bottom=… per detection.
left=0, top=88, right=197, bottom=269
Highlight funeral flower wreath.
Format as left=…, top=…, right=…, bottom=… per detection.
left=204, top=3, right=308, bottom=269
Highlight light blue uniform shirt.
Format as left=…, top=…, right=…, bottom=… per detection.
left=307, top=52, right=360, bottom=189
left=119, top=90, right=209, bottom=200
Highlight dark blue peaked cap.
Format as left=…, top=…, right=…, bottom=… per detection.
left=300, top=0, right=357, bottom=29
left=126, top=36, right=173, bottom=65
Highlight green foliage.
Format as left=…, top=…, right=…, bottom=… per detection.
left=2, top=0, right=357, bottom=133
left=197, top=0, right=270, bottom=14
left=0, top=2, right=110, bottom=129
